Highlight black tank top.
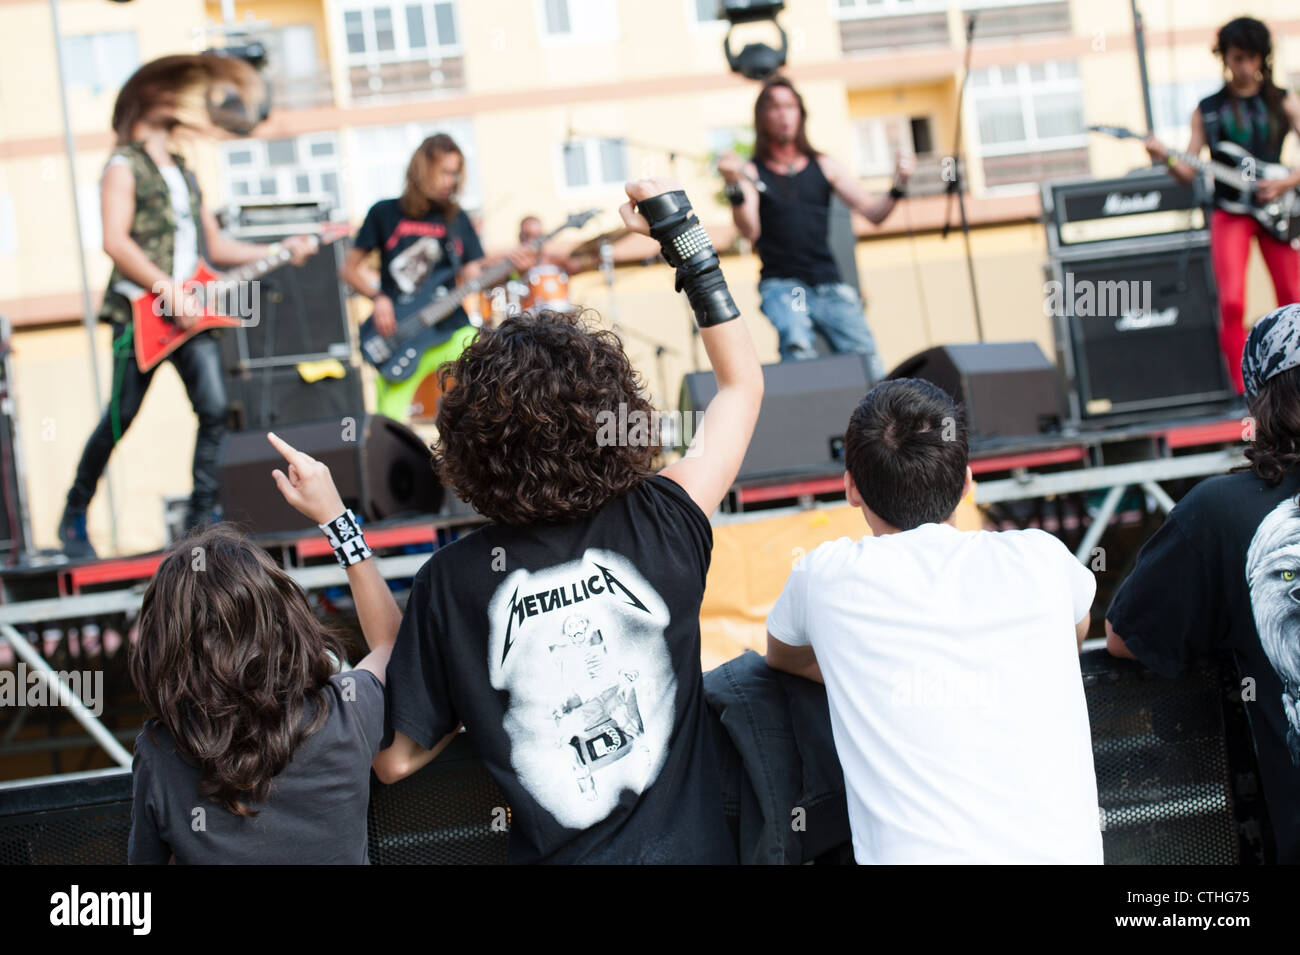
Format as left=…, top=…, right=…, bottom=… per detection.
left=1199, top=87, right=1287, bottom=206
left=754, top=156, right=842, bottom=286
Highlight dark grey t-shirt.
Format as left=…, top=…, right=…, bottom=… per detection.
left=128, top=669, right=385, bottom=864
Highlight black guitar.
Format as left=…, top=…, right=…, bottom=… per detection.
left=360, top=209, right=598, bottom=382
left=1089, top=125, right=1300, bottom=242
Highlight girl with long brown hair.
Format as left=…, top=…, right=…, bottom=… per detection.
left=127, top=433, right=447, bottom=863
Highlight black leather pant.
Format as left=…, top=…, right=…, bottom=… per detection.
left=66, top=322, right=227, bottom=525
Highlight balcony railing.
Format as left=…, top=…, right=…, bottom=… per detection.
left=839, top=12, right=951, bottom=54
left=982, top=146, right=1089, bottom=189
left=348, top=55, right=466, bottom=103
left=960, top=1, right=1072, bottom=40
left=266, top=72, right=336, bottom=111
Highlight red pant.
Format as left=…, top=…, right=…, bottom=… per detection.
left=1211, top=208, right=1300, bottom=393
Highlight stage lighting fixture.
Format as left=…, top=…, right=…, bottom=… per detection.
left=721, top=0, right=787, bottom=81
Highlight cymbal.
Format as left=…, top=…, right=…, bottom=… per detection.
left=569, top=228, right=633, bottom=258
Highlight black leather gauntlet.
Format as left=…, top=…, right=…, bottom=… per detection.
left=637, top=190, right=739, bottom=328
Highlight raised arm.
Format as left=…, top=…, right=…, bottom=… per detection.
left=718, top=153, right=761, bottom=242
left=618, top=179, right=764, bottom=516
left=819, top=153, right=912, bottom=226
left=266, top=431, right=402, bottom=682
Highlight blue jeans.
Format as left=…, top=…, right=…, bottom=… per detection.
left=758, top=278, right=886, bottom=380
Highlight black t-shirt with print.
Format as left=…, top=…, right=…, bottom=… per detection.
left=128, top=670, right=385, bottom=864
left=383, top=474, right=737, bottom=864
left=1107, top=465, right=1300, bottom=863
left=353, top=198, right=485, bottom=305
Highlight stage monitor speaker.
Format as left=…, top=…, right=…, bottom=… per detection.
left=218, top=414, right=442, bottom=533
left=225, top=365, right=365, bottom=432
left=679, top=353, right=872, bottom=482
left=1049, top=245, right=1236, bottom=420
left=886, top=341, right=1066, bottom=444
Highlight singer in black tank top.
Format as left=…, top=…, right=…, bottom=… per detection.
left=722, top=79, right=911, bottom=374
left=754, top=160, right=842, bottom=287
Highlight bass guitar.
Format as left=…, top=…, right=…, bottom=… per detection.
left=360, top=208, right=598, bottom=383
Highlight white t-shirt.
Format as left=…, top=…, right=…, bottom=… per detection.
left=766, top=522, right=1103, bottom=864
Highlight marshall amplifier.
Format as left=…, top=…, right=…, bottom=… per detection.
left=1046, top=244, right=1236, bottom=421
left=1042, top=168, right=1208, bottom=258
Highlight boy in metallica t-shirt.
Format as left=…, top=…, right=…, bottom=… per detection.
left=1107, top=304, right=1300, bottom=863
left=371, top=180, right=763, bottom=863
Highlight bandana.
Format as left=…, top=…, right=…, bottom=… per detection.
left=1242, top=304, right=1300, bottom=402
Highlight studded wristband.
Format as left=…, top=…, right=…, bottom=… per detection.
left=637, top=190, right=739, bottom=328
left=319, top=508, right=372, bottom=569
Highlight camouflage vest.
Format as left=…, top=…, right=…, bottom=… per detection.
left=98, top=142, right=207, bottom=325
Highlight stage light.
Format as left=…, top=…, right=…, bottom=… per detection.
left=721, top=0, right=787, bottom=81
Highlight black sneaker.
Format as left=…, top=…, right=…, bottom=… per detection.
left=58, top=507, right=97, bottom=560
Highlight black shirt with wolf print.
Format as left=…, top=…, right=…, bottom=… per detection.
left=1107, top=465, right=1300, bottom=863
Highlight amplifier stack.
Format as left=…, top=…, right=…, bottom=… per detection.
left=220, top=199, right=364, bottom=431
left=1042, top=169, right=1237, bottom=424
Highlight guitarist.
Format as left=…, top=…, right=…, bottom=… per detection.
left=340, top=133, right=533, bottom=420
left=57, top=55, right=315, bottom=559
left=1146, top=16, right=1300, bottom=395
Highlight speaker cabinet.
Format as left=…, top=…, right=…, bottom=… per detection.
left=886, top=341, right=1066, bottom=444
left=1049, top=245, right=1236, bottom=420
left=225, top=365, right=365, bottom=432
left=218, top=414, right=442, bottom=533
left=680, top=354, right=873, bottom=482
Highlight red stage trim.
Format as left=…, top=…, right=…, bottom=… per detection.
left=969, top=446, right=1087, bottom=474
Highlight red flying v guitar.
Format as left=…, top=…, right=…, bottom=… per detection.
left=128, top=222, right=351, bottom=372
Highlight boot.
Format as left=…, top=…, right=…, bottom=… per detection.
left=58, top=505, right=97, bottom=560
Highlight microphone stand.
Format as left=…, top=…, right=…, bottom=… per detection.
left=941, top=11, right=985, bottom=342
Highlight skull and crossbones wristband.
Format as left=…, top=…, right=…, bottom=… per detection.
left=319, top=508, right=373, bottom=569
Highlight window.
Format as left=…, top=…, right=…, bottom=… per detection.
left=346, top=119, right=480, bottom=219
left=219, top=132, right=345, bottom=211
left=708, top=126, right=754, bottom=159
left=558, top=138, right=628, bottom=191
left=690, top=0, right=723, bottom=22
left=536, top=0, right=618, bottom=43
left=969, top=60, right=1085, bottom=153
left=852, top=114, right=935, bottom=177
left=60, top=32, right=139, bottom=94
left=833, top=0, right=947, bottom=17
left=968, top=60, right=1089, bottom=189
left=544, top=0, right=571, bottom=34
left=1150, top=78, right=1220, bottom=143
left=340, top=1, right=460, bottom=62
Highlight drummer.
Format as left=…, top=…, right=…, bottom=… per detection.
left=517, top=214, right=598, bottom=277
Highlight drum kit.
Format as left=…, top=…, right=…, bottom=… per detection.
left=460, top=227, right=632, bottom=326
left=409, top=226, right=646, bottom=422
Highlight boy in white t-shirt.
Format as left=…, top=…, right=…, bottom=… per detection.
left=766, top=378, right=1103, bottom=864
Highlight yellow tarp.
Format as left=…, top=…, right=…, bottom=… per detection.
left=700, top=491, right=983, bottom=670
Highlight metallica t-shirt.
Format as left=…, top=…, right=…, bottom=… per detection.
left=353, top=198, right=485, bottom=304
left=383, top=474, right=736, bottom=864
left=1107, top=465, right=1300, bottom=863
